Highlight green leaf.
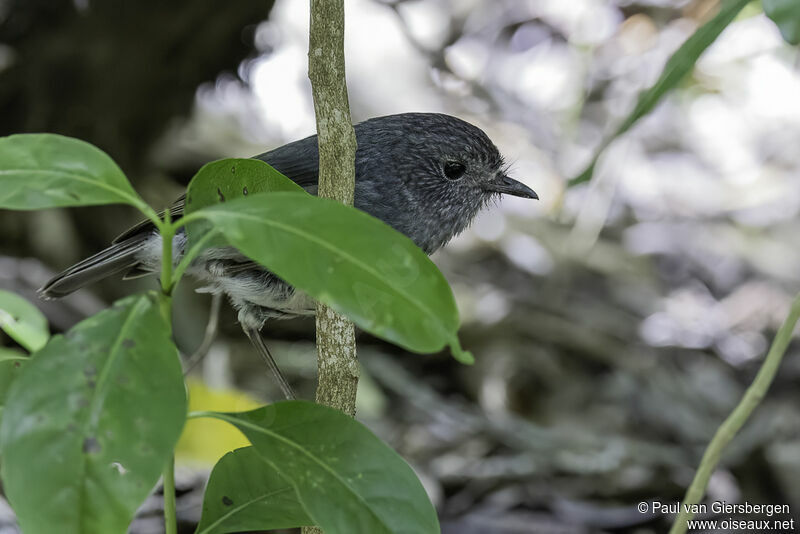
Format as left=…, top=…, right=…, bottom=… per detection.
left=201, top=402, right=440, bottom=534
left=186, top=158, right=304, bottom=208
left=0, top=289, right=49, bottom=352
left=196, top=447, right=312, bottom=534
left=569, top=0, right=752, bottom=186
left=185, top=192, right=470, bottom=361
left=764, top=0, right=800, bottom=44
left=0, top=293, right=187, bottom=534
left=0, top=134, right=145, bottom=210
left=183, top=158, right=305, bottom=251
left=0, top=350, right=26, bottom=401
left=0, top=347, right=27, bottom=361
left=0, top=349, right=27, bottom=426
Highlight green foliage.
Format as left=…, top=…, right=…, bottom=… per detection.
left=0, top=350, right=27, bottom=425
left=764, top=0, right=800, bottom=44
left=570, top=0, right=753, bottom=186
left=199, top=402, right=440, bottom=534
left=0, top=136, right=452, bottom=531
left=196, top=446, right=312, bottom=534
left=184, top=191, right=472, bottom=363
left=0, top=289, right=49, bottom=352
left=187, top=158, right=305, bottom=203
left=183, top=158, right=304, bottom=251
left=0, top=293, right=187, bottom=534
left=0, top=134, right=149, bottom=212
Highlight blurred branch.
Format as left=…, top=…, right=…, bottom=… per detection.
left=670, top=291, right=800, bottom=534
left=363, top=350, right=685, bottom=473
left=373, top=0, right=500, bottom=113
left=376, top=0, right=462, bottom=69
left=183, top=292, right=222, bottom=375
left=569, top=0, right=753, bottom=187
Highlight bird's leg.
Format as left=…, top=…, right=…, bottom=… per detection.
left=243, top=326, right=296, bottom=400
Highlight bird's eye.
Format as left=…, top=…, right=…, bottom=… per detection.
left=443, top=161, right=467, bottom=180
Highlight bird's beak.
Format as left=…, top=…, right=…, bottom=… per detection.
left=484, top=174, right=538, bottom=199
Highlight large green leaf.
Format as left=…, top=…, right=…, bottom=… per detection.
left=196, top=446, right=312, bottom=534
left=0, top=349, right=27, bottom=400
left=0, top=349, right=27, bottom=426
left=184, top=193, right=471, bottom=362
left=183, top=158, right=305, bottom=251
left=201, top=402, right=439, bottom=534
left=0, top=293, right=187, bottom=534
left=0, top=134, right=144, bottom=210
left=570, top=0, right=752, bottom=186
left=764, top=0, right=800, bottom=44
left=0, top=289, right=49, bottom=352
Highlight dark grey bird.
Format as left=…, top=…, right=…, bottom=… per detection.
left=40, top=113, right=538, bottom=397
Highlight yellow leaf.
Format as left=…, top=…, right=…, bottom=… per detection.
left=175, top=378, right=261, bottom=466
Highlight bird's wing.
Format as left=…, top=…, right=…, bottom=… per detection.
left=113, top=134, right=321, bottom=243
left=253, top=134, right=320, bottom=193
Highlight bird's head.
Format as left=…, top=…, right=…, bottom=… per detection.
left=355, top=113, right=537, bottom=253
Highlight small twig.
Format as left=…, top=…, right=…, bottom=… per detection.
left=183, top=292, right=222, bottom=375
left=375, top=0, right=461, bottom=69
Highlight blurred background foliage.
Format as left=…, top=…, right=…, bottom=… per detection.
left=1, top=0, right=799, bottom=532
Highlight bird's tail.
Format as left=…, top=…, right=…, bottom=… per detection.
left=39, top=235, right=151, bottom=299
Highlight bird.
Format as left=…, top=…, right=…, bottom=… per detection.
left=40, top=112, right=538, bottom=398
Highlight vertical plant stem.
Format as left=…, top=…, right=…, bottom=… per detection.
left=314, top=305, right=358, bottom=414
left=163, top=456, right=178, bottom=534
left=158, top=212, right=179, bottom=534
left=670, top=291, right=800, bottom=534
left=307, top=0, right=358, bottom=413
left=305, top=0, right=357, bottom=531
left=160, top=211, right=175, bottom=296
